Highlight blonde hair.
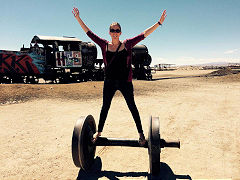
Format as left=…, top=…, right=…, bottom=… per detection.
left=109, top=22, right=121, bottom=32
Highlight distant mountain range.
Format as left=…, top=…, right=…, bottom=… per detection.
left=190, top=62, right=240, bottom=66
left=153, top=61, right=240, bottom=67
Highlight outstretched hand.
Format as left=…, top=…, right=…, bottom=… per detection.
left=72, top=7, right=79, bottom=18
left=72, top=7, right=89, bottom=33
left=159, top=10, right=167, bottom=24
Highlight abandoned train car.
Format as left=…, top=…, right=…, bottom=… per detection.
left=0, top=35, right=152, bottom=83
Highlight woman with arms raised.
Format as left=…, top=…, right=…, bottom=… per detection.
left=72, top=7, right=167, bottom=146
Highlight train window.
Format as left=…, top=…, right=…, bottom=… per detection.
left=59, top=46, right=64, bottom=51
left=38, top=44, right=44, bottom=48
left=30, top=43, right=45, bottom=55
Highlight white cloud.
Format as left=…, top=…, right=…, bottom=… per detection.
left=224, top=48, right=240, bottom=54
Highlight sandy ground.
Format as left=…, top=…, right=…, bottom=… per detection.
left=0, top=69, right=240, bottom=179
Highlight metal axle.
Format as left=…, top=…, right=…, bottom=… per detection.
left=94, top=137, right=180, bottom=149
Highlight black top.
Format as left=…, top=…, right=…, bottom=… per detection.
left=105, top=48, right=129, bottom=80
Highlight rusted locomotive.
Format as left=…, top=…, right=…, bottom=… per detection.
left=0, top=35, right=152, bottom=83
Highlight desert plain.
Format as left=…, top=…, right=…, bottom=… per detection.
left=0, top=69, right=240, bottom=179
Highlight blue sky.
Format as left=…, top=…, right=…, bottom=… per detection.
left=0, top=0, right=240, bottom=65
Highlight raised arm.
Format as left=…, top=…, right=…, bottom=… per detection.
left=72, top=7, right=107, bottom=49
left=143, top=10, right=167, bottom=38
left=72, top=7, right=90, bottom=33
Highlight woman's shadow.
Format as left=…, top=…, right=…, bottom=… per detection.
left=77, top=156, right=191, bottom=180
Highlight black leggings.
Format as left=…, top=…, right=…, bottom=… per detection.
left=98, top=80, right=143, bottom=133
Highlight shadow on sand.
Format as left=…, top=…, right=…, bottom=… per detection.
left=77, top=156, right=191, bottom=180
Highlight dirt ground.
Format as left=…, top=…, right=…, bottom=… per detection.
left=0, top=69, right=240, bottom=179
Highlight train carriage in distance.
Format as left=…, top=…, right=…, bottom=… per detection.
left=0, top=35, right=152, bottom=84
